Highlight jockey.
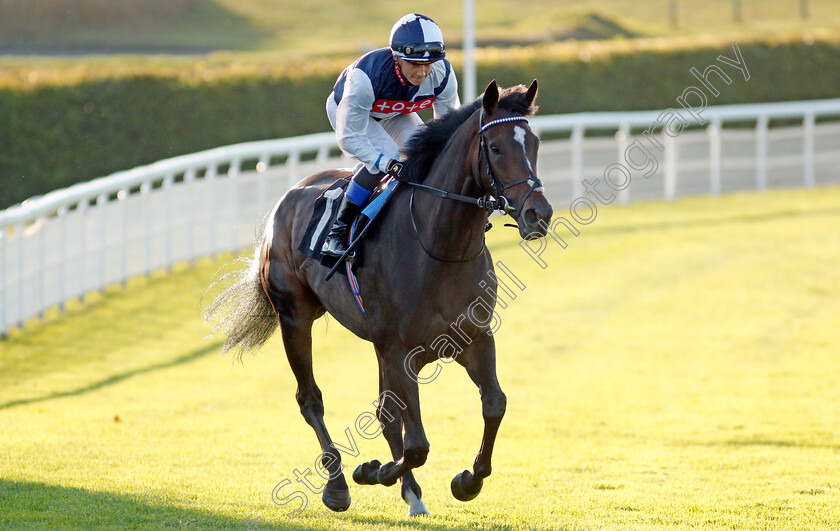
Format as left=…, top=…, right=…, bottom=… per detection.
left=322, top=13, right=460, bottom=258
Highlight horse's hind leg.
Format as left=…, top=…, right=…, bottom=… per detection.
left=354, top=354, right=429, bottom=516
left=351, top=345, right=429, bottom=497
left=264, top=274, right=351, bottom=512
left=451, top=335, right=506, bottom=502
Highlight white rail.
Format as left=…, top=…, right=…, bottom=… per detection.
left=2, top=99, right=840, bottom=335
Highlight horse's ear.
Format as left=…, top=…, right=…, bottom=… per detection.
left=483, top=80, right=499, bottom=113
left=526, top=79, right=538, bottom=107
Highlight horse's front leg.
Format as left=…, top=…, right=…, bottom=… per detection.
left=452, top=335, right=506, bottom=501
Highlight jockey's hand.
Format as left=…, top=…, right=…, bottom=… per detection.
left=386, top=159, right=404, bottom=178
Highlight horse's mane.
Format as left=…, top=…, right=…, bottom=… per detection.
left=399, top=84, right=539, bottom=184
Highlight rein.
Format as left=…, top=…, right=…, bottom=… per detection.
left=408, top=188, right=486, bottom=262
left=404, top=108, right=545, bottom=261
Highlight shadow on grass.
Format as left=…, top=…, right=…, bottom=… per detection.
left=724, top=437, right=840, bottom=450
left=341, top=513, right=536, bottom=531
left=0, top=479, right=325, bottom=530
left=0, top=341, right=222, bottom=411
left=0, top=0, right=266, bottom=53
left=0, top=480, right=548, bottom=531
left=471, top=11, right=638, bottom=47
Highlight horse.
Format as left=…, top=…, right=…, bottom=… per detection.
left=205, top=79, right=553, bottom=517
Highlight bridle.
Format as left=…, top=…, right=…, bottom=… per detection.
left=476, top=108, right=545, bottom=216
left=404, top=108, right=545, bottom=262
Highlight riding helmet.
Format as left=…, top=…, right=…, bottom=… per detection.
left=390, top=13, right=446, bottom=62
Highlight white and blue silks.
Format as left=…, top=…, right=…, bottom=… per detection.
left=326, top=47, right=460, bottom=175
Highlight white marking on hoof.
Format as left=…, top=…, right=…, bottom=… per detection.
left=404, top=489, right=430, bottom=517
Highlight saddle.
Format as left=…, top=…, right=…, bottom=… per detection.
left=297, top=176, right=398, bottom=315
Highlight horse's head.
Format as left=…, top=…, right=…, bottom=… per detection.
left=477, top=80, right=553, bottom=240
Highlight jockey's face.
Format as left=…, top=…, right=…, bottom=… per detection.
left=397, top=58, right=433, bottom=86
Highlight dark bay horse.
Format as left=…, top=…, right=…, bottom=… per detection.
left=205, top=80, right=553, bottom=516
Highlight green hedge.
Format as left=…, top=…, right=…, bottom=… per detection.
left=2, top=33, right=839, bottom=209
left=0, top=72, right=336, bottom=208
left=479, top=36, right=840, bottom=113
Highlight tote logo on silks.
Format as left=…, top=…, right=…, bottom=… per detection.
left=372, top=97, right=436, bottom=114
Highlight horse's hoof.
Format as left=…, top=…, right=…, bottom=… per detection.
left=322, top=485, right=351, bottom=512
left=404, top=488, right=430, bottom=517
left=352, top=460, right=381, bottom=485
left=451, top=470, right=482, bottom=502
left=376, top=463, right=400, bottom=487
left=352, top=464, right=368, bottom=485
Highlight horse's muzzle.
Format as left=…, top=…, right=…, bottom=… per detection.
left=517, top=193, right=553, bottom=240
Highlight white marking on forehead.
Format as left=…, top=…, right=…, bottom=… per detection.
left=513, top=126, right=527, bottom=147
left=513, top=126, right=534, bottom=173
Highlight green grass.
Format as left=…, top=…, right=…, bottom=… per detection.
left=3, top=0, right=838, bottom=92
left=2, top=186, right=840, bottom=529
left=2, top=0, right=840, bottom=55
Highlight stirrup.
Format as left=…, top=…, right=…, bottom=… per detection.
left=325, top=239, right=356, bottom=262
left=321, top=234, right=350, bottom=258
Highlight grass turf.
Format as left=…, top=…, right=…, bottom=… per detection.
left=2, top=0, right=840, bottom=55
left=1, top=185, right=839, bottom=529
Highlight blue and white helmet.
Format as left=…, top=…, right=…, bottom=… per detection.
left=390, top=13, right=446, bottom=62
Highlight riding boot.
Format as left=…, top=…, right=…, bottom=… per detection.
left=321, top=194, right=364, bottom=258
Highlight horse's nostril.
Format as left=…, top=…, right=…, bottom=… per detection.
left=523, top=208, right=538, bottom=227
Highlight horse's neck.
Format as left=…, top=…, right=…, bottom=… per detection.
left=411, top=114, right=488, bottom=260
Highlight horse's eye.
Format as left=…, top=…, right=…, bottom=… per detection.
left=490, top=144, right=502, bottom=155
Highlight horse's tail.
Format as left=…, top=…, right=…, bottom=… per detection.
left=203, top=217, right=278, bottom=361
